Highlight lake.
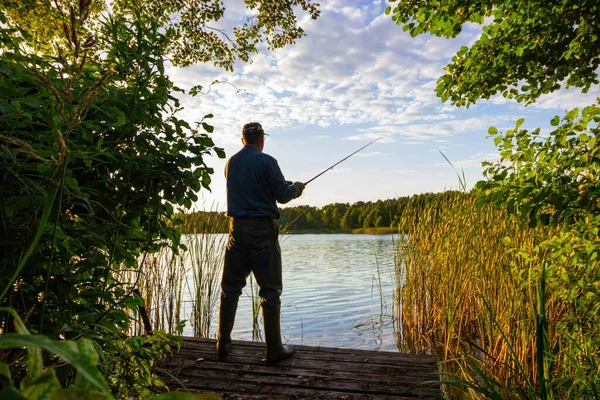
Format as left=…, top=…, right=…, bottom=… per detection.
left=194, top=233, right=401, bottom=352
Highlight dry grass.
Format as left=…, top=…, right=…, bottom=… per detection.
left=125, top=212, right=227, bottom=337
left=395, top=191, right=560, bottom=398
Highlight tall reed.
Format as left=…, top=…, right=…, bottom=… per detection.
left=124, top=211, right=227, bottom=337
left=249, top=275, right=263, bottom=341
left=395, top=191, right=561, bottom=398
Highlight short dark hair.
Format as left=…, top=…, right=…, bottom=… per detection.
left=242, top=122, right=267, bottom=144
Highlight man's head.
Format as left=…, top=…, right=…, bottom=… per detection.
left=242, top=122, right=267, bottom=150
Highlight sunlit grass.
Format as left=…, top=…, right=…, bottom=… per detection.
left=125, top=210, right=227, bottom=337
left=394, top=191, right=562, bottom=398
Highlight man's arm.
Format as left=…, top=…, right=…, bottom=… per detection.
left=267, top=159, right=303, bottom=204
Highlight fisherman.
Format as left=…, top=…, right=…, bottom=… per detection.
left=217, top=122, right=305, bottom=364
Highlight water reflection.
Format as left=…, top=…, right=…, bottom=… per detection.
left=204, top=234, right=400, bottom=352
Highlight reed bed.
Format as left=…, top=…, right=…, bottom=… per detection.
left=123, top=212, right=227, bottom=337
left=395, top=191, right=564, bottom=398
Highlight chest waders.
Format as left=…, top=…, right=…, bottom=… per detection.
left=217, top=217, right=294, bottom=364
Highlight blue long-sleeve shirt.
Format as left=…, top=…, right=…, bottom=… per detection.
left=225, top=145, right=300, bottom=219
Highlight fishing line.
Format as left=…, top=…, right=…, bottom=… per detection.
left=304, top=137, right=381, bottom=185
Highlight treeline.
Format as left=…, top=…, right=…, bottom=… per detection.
left=177, top=191, right=456, bottom=233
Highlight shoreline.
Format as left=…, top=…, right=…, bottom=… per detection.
left=184, top=227, right=399, bottom=235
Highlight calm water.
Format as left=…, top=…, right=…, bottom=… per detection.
left=196, top=234, right=400, bottom=352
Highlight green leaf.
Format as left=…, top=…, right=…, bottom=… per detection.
left=189, top=85, right=203, bottom=96
left=0, top=383, right=25, bottom=400
left=566, top=108, right=579, bottom=121
left=587, top=136, right=596, bottom=149
left=0, top=363, right=12, bottom=384
left=0, top=309, right=43, bottom=384
left=20, top=369, right=61, bottom=400
left=515, top=118, right=525, bottom=128
left=0, top=179, right=60, bottom=301
left=0, top=309, right=29, bottom=334
left=577, top=133, right=590, bottom=142
left=201, top=122, right=214, bottom=133
left=515, top=46, right=524, bottom=57
left=550, top=115, right=560, bottom=126
left=488, top=126, right=498, bottom=135
left=0, top=334, right=110, bottom=395
left=215, top=147, right=226, bottom=158
left=475, top=192, right=489, bottom=207
left=107, top=107, right=127, bottom=127
left=3, top=195, right=45, bottom=212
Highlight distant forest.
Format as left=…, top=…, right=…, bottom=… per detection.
left=177, top=191, right=458, bottom=233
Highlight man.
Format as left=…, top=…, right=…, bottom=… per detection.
left=217, top=122, right=305, bottom=364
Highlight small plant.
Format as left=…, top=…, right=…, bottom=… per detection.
left=103, top=330, right=182, bottom=399
left=0, top=308, right=220, bottom=399
left=0, top=307, right=112, bottom=399
left=395, top=188, right=600, bottom=399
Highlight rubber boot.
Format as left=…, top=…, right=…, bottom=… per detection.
left=216, top=296, right=237, bottom=358
left=262, top=306, right=295, bottom=364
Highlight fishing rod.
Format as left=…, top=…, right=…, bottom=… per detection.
left=281, top=137, right=381, bottom=234
left=304, top=137, right=381, bottom=185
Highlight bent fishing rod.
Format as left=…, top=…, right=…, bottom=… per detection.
left=281, top=137, right=381, bottom=234
left=304, top=137, right=381, bottom=185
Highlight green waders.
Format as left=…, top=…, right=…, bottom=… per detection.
left=217, top=217, right=294, bottom=364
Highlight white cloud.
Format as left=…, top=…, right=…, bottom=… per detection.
left=166, top=1, right=482, bottom=146
left=356, top=151, right=390, bottom=157
left=534, top=86, right=600, bottom=110
left=160, top=2, right=598, bottom=208
left=348, top=115, right=510, bottom=143
left=434, top=152, right=500, bottom=169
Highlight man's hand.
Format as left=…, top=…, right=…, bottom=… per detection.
left=292, top=181, right=305, bottom=197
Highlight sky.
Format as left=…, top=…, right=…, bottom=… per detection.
left=166, top=0, right=600, bottom=211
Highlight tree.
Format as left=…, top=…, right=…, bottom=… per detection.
left=386, top=0, right=600, bottom=223
left=386, top=0, right=600, bottom=106
left=387, top=1, right=600, bottom=395
left=4, top=0, right=320, bottom=71
left=476, top=106, right=600, bottom=226
left=320, top=207, right=331, bottom=226
left=331, top=207, right=342, bottom=228
left=340, top=206, right=355, bottom=230
left=0, top=0, right=320, bottom=395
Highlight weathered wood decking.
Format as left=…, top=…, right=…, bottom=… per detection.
left=161, top=337, right=440, bottom=399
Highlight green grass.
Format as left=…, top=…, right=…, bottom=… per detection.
left=394, top=191, right=567, bottom=399
left=122, top=211, right=227, bottom=337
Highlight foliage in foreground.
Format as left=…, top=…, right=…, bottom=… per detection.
left=396, top=104, right=600, bottom=399
left=388, top=1, right=600, bottom=397
left=387, top=0, right=600, bottom=106
left=397, top=189, right=599, bottom=399
left=0, top=0, right=319, bottom=398
left=0, top=308, right=219, bottom=400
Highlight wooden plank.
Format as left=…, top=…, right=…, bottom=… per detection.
left=161, top=337, right=441, bottom=400
left=171, top=349, right=436, bottom=374
left=164, top=356, right=438, bottom=383
left=171, top=379, right=434, bottom=400
left=183, top=337, right=432, bottom=359
left=170, top=380, right=430, bottom=400
left=172, top=368, right=437, bottom=396
left=164, top=360, right=438, bottom=394
left=181, top=338, right=436, bottom=366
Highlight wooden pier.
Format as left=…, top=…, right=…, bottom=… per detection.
left=161, top=337, right=440, bottom=399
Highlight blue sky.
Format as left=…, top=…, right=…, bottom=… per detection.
left=167, top=0, right=600, bottom=210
